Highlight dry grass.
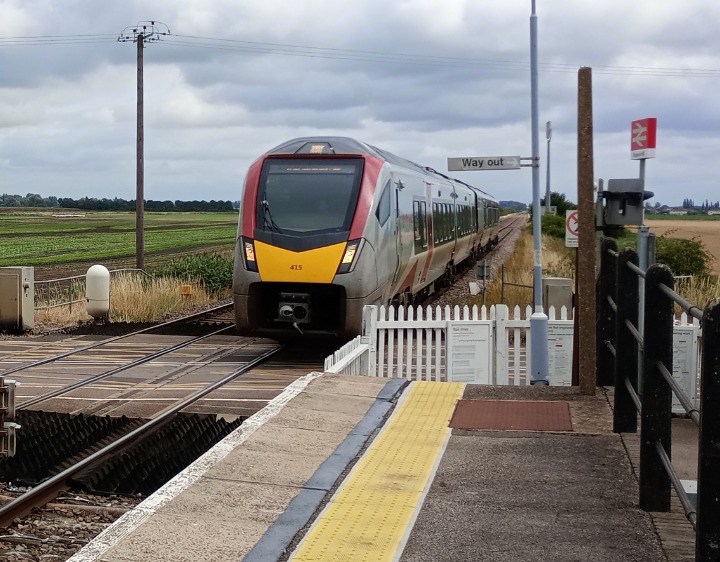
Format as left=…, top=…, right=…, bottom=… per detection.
left=34, top=274, right=227, bottom=329
left=673, top=276, right=720, bottom=315
left=477, top=233, right=574, bottom=310
left=477, top=229, right=720, bottom=315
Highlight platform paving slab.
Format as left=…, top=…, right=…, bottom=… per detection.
left=400, top=431, right=666, bottom=562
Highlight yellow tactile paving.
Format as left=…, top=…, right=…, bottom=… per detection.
left=291, top=381, right=464, bottom=562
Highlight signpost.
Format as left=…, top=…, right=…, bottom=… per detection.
left=631, top=116, right=657, bottom=396
left=447, top=156, right=521, bottom=171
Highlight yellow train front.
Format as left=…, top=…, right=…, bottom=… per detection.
left=233, top=138, right=386, bottom=339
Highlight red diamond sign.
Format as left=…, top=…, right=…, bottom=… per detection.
left=631, top=117, right=657, bottom=160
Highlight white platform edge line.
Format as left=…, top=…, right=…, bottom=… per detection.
left=66, top=371, right=325, bottom=562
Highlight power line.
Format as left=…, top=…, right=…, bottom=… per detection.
left=0, top=30, right=718, bottom=78
left=165, top=33, right=720, bottom=78
left=0, top=34, right=117, bottom=46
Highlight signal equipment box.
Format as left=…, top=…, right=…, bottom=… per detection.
left=0, top=266, right=35, bottom=331
left=542, top=277, right=573, bottom=319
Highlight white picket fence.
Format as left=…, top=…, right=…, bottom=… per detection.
left=325, top=304, right=574, bottom=386
left=324, top=305, right=702, bottom=394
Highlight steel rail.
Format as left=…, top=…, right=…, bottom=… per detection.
left=654, top=440, right=697, bottom=529
left=0, top=302, right=233, bottom=378
left=0, top=343, right=285, bottom=528
left=18, top=324, right=235, bottom=409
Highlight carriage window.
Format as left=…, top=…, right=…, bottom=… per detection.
left=413, top=200, right=427, bottom=252
left=376, top=180, right=391, bottom=226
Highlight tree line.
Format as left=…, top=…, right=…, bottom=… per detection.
left=0, top=193, right=237, bottom=212
left=682, top=198, right=720, bottom=210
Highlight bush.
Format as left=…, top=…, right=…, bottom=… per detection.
left=655, top=236, right=713, bottom=277
left=539, top=213, right=566, bottom=240
left=155, top=253, right=234, bottom=295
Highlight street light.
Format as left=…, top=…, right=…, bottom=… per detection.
left=529, top=0, right=549, bottom=384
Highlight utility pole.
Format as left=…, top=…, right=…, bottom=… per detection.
left=118, top=21, right=170, bottom=270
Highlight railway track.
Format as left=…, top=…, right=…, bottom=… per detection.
left=0, top=304, right=332, bottom=550
left=426, top=213, right=527, bottom=306
left=0, top=343, right=285, bottom=528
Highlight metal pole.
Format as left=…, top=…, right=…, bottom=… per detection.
left=637, top=158, right=647, bottom=395
left=545, top=121, right=551, bottom=213
left=136, top=34, right=145, bottom=271
left=529, top=0, right=549, bottom=384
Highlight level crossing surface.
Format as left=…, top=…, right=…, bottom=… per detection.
left=66, top=374, right=695, bottom=562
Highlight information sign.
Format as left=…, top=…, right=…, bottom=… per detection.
left=547, top=323, right=574, bottom=386
left=446, top=321, right=493, bottom=384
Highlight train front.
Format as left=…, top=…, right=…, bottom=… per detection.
left=233, top=140, right=383, bottom=339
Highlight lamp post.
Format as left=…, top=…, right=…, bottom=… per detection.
left=529, top=0, right=549, bottom=384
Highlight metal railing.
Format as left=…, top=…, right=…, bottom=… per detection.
left=597, top=238, right=720, bottom=560
left=34, top=269, right=153, bottom=311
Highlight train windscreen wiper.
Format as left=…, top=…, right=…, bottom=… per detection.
left=261, top=200, right=283, bottom=233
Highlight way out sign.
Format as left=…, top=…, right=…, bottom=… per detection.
left=565, top=210, right=578, bottom=248
left=447, top=156, right=521, bottom=171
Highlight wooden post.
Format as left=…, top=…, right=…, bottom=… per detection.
left=597, top=238, right=617, bottom=387
left=614, top=249, right=639, bottom=433
left=697, top=299, right=720, bottom=560
left=639, top=264, right=673, bottom=511
left=136, top=34, right=145, bottom=271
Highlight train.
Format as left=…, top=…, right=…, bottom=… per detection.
left=232, top=137, right=500, bottom=339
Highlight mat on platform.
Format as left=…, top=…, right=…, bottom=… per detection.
left=449, top=400, right=573, bottom=432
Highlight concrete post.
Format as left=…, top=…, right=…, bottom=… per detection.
left=577, top=67, right=597, bottom=396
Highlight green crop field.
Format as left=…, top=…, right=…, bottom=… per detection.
left=644, top=214, right=720, bottom=221
left=0, top=209, right=238, bottom=268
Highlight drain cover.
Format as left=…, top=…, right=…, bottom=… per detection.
left=449, top=400, right=573, bottom=432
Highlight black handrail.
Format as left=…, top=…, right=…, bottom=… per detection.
left=597, top=239, right=720, bottom=560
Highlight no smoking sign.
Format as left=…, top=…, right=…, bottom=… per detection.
left=565, top=210, right=579, bottom=248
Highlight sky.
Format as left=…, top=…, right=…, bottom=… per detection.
left=0, top=1, right=718, bottom=207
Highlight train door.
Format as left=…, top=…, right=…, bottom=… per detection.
left=393, top=176, right=415, bottom=286
left=375, top=178, right=399, bottom=291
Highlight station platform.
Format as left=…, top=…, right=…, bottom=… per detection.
left=67, top=373, right=696, bottom=562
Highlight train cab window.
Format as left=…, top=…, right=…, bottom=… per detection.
left=413, top=200, right=427, bottom=252
left=376, top=180, right=392, bottom=226
left=257, top=158, right=363, bottom=235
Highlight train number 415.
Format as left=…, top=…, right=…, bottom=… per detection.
left=290, top=265, right=303, bottom=270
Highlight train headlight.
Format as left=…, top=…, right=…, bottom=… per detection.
left=336, top=239, right=361, bottom=274
left=242, top=238, right=258, bottom=272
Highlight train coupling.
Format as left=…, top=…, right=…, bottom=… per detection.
left=278, top=293, right=311, bottom=334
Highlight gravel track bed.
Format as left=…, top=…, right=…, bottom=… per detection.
left=431, top=214, right=527, bottom=309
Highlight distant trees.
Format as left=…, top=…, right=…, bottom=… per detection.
left=0, top=193, right=235, bottom=212
left=682, top=197, right=720, bottom=210
left=536, top=191, right=577, bottom=217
